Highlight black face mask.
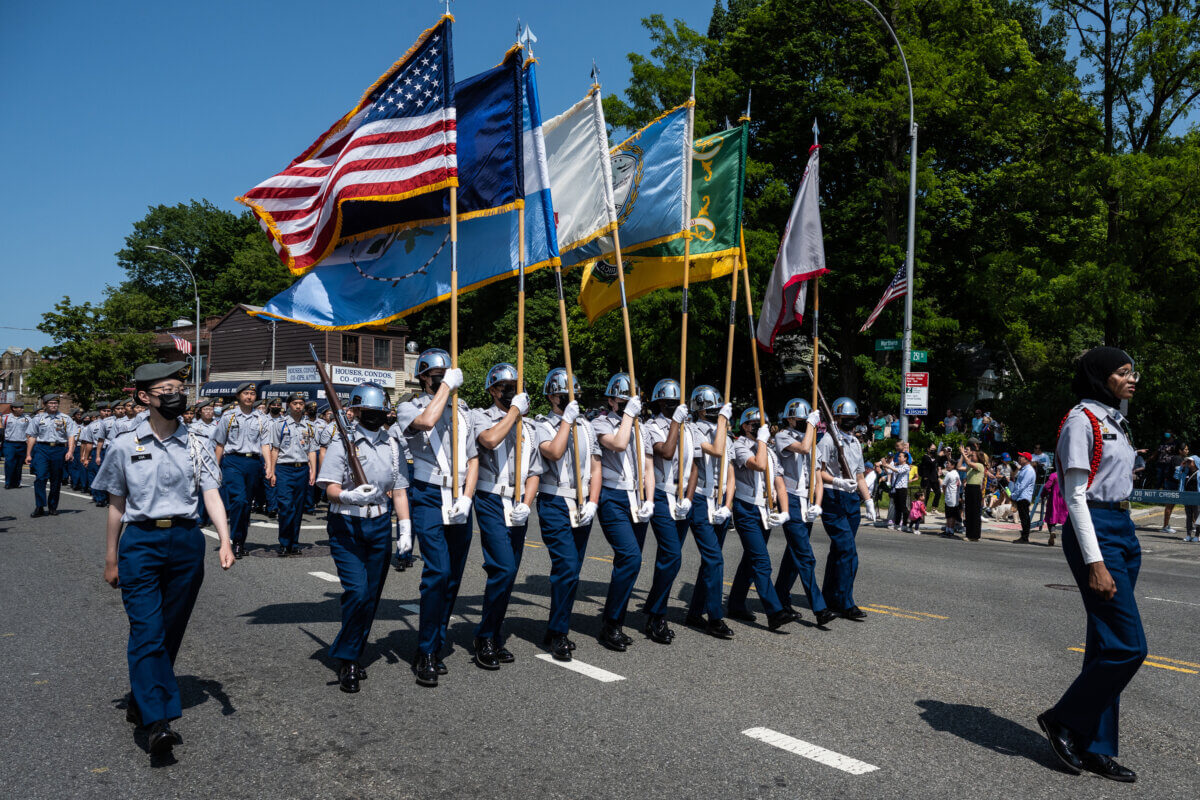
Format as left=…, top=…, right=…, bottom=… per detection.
left=498, top=387, right=517, bottom=407
left=155, top=393, right=188, bottom=421
left=614, top=399, right=628, bottom=414
left=427, top=374, right=444, bottom=394
left=838, top=418, right=856, bottom=432
left=358, top=410, right=387, bottom=431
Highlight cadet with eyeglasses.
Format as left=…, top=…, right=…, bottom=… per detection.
left=269, top=392, right=319, bottom=556
left=212, top=383, right=270, bottom=559
left=25, top=393, right=78, bottom=518
left=92, top=361, right=234, bottom=761
left=2, top=400, right=31, bottom=489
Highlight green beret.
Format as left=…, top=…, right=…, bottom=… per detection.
left=11, top=401, right=24, bottom=408
left=94, top=401, right=108, bottom=410
left=287, top=392, right=308, bottom=403
left=133, top=361, right=191, bottom=386
left=42, top=393, right=60, bottom=403
left=235, top=382, right=257, bottom=395
left=194, top=398, right=213, bottom=409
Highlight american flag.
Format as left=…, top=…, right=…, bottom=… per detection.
left=238, top=17, right=456, bottom=274
left=860, top=265, right=907, bottom=332
left=169, top=333, right=193, bottom=355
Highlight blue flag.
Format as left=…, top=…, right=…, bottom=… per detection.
left=254, top=48, right=559, bottom=330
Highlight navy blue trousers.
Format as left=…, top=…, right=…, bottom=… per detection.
left=3, top=440, right=24, bottom=488
left=597, top=486, right=647, bottom=626
left=32, top=443, right=66, bottom=511
left=820, top=489, right=861, bottom=612
left=119, top=520, right=205, bottom=726
left=274, top=463, right=310, bottom=547
left=645, top=489, right=687, bottom=617
left=686, top=498, right=728, bottom=620
left=327, top=510, right=393, bottom=662
left=536, top=494, right=591, bottom=635
left=220, top=455, right=263, bottom=544
left=776, top=496, right=827, bottom=613
left=89, top=449, right=107, bottom=503
left=728, top=498, right=784, bottom=615
left=410, top=480, right=472, bottom=656
left=474, top=490, right=527, bottom=642
left=1052, top=509, right=1147, bottom=756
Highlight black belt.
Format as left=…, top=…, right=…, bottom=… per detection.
left=278, top=461, right=308, bottom=466
left=1087, top=500, right=1130, bottom=512
left=40, top=442, right=66, bottom=447
left=228, top=451, right=261, bottom=458
left=131, top=516, right=198, bottom=530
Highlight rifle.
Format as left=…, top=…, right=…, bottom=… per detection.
left=814, top=385, right=856, bottom=487
left=309, top=344, right=372, bottom=500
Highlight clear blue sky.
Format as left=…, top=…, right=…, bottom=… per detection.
left=0, top=0, right=711, bottom=352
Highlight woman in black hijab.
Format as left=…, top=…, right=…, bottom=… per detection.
left=1038, top=347, right=1144, bottom=783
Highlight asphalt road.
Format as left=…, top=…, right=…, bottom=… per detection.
left=1, top=479, right=1196, bottom=799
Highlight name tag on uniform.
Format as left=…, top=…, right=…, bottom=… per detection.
left=1102, top=433, right=1117, bottom=440
left=131, top=453, right=152, bottom=462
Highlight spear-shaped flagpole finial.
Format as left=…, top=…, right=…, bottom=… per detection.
left=440, top=0, right=453, bottom=18
left=519, top=22, right=537, bottom=57
left=591, top=59, right=600, bottom=87
left=813, top=118, right=820, bottom=147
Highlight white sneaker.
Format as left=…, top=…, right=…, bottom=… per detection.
left=1162, top=526, right=1175, bottom=533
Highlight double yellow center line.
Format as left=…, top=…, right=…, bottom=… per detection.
left=1067, top=646, right=1198, bottom=675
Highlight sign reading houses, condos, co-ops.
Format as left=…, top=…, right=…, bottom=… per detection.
left=287, top=364, right=397, bottom=389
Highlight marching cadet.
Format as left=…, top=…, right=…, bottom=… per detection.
left=89, top=403, right=114, bottom=506
left=726, top=408, right=795, bottom=630
left=181, top=406, right=195, bottom=426
left=534, top=368, right=601, bottom=661
left=681, top=385, right=736, bottom=639
left=304, top=401, right=323, bottom=513
left=268, top=393, right=318, bottom=556
left=774, top=399, right=836, bottom=627
left=212, top=383, right=270, bottom=559
left=317, top=383, right=410, bottom=694
left=264, top=398, right=284, bottom=518
left=815, top=397, right=876, bottom=621
left=69, top=410, right=86, bottom=490
left=189, top=400, right=218, bottom=526
left=2, top=400, right=30, bottom=489
left=319, top=406, right=356, bottom=458
left=92, top=361, right=234, bottom=760
left=75, top=411, right=96, bottom=493
left=25, top=393, right=77, bottom=518
left=393, top=348, right=477, bottom=687
left=469, top=363, right=543, bottom=670
left=642, top=379, right=693, bottom=645
left=1037, top=348, right=1144, bottom=783
left=592, top=373, right=655, bottom=652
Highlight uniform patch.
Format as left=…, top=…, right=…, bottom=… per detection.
left=1102, top=433, right=1118, bottom=440
left=132, top=453, right=152, bottom=462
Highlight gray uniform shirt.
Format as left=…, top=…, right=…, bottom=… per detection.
left=92, top=419, right=220, bottom=523
left=774, top=426, right=812, bottom=496
left=691, top=418, right=732, bottom=499
left=817, top=429, right=866, bottom=482
left=394, top=393, right=477, bottom=487
left=317, top=425, right=409, bottom=517
left=271, top=415, right=317, bottom=464
left=212, top=409, right=267, bottom=455
left=189, top=418, right=217, bottom=441
left=534, top=412, right=600, bottom=499
left=1055, top=400, right=1135, bottom=502
left=645, top=414, right=694, bottom=492
left=592, top=411, right=652, bottom=491
left=733, top=435, right=783, bottom=505
left=29, top=412, right=77, bottom=443
left=2, top=413, right=31, bottom=442
left=471, top=405, right=544, bottom=495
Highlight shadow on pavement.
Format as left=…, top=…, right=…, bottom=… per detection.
left=915, top=699, right=1061, bottom=770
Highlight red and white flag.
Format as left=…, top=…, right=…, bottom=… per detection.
left=169, top=333, right=192, bottom=355
left=755, top=145, right=828, bottom=353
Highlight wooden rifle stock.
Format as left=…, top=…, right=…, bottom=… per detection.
left=309, top=344, right=368, bottom=488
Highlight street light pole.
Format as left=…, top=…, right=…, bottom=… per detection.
left=146, top=245, right=202, bottom=402
left=854, top=0, right=918, bottom=443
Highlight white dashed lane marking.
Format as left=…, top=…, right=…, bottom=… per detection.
left=308, top=571, right=340, bottom=583
left=535, top=654, right=625, bottom=683
left=742, top=727, right=879, bottom=775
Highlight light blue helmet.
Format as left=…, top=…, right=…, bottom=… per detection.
left=348, top=382, right=389, bottom=412
left=783, top=398, right=813, bottom=420
left=689, top=384, right=721, bottom=412
left=605, top=373, right=639, bottom=399
left=832, top=397, right=859, bottom=417
left=416, top=348, right=451, bottom=376
left=738, top=406, right=762, bottom=430
left=651, top=378, right=681, bottom=403
left=485, top=362, right=519, bottom=390
left=543, top=367, right=580, bottom=397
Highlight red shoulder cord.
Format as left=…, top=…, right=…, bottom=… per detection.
left=1057, top=408, right=1103, bottom=488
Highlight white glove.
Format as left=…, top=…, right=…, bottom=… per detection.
left=443, top=368, right=464, bottom=390
left=718, top=403, right=732, bottom=421
left=832, top=477, right=857, bottom=493
left=637, top=499, right=654, bottom=520
left=562, top=401, right=580, bottom=425
left=805, top=503, right=823, bottom=522
left=672, top=497, right=692, bottom=520
left=768, top=510, right=788, bottom=527
left=511, top=393, right=529, bottom=415
left=578, top=500, right=597, bottom=526
left=339, top=484, right=378, bottom=506
left=713, top=506, right=732, bottom=524
left=396, top=519, right=413, bottom=556
left=757, top=425, right=770, bottom=443
left=806, top=410, right=821, bottom=427
left=672, top=404, right=689, bottom=424
left=623, top=395, right=642, bottom=419
left=864, top=498, right=877, bottom=521
left=449, top=495, right=472, bottom=524
left=510, top=502, right=531, bottom=525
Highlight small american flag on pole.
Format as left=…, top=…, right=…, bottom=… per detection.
left=238, top=17, right=456, bottom=275
left=860, top=264, right=907, bottom=332
left=169, top=334, right=193, bottom=355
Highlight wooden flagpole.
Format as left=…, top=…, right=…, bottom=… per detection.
left=449, top=187, right=460, bottom=499
left=714, top=236, right=740, bottom=505
left=554, top=263, right=586, bottom=517
left=739, top=226, right=772, bottom=510
left=612, top=230, right=644, bottom=502
left=676, top=74, right=696, bottom=504
left=513, top=207, right=526, bottom=504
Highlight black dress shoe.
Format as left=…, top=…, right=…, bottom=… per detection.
left=435, top=659, right=448, bottom=675
left=549, top=634, right=572, bottom=662
left=815, top=609, right=838, bottom=627
left=727, top=607, right=756, bottom=623
left=644, top=615, right=672, bottom=644
left=413, top=654, right=438, bottom=687
left=267, top=510, right=277, bottom=519
left=615, top=628, right=633, bottom=646
left=598, top=623, right=627, bottom=652
left=31, top=508, right=45, bottom=518
left=124, top=693, right=142, bottom=727
left=495, top=643, right=515, bottom=664
left=841, top=606, right=867, bottom=621
left=48, top=509, right=59, bottom=516
left=1036, top=712, right=1084, bottom=775
left=278, top=546, right=289, bottom=557
left=473, top=637, right=500, bottom=670
left=1080, top=752, right=1136, bottom=782
left=706, top=618, right=735, bottom=639
left=768, top=609, right=797, bottom=631
left=780, top=603, right=799, bottom=620
left=147, top=720, right=181, bottom=756
left=233, top=543, right=246, bottom=559
left=685, top=613, right=707, bottom=629
left=338, top=662, right=360, bottom=693
left=286, top=546, right=301, bottom=556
